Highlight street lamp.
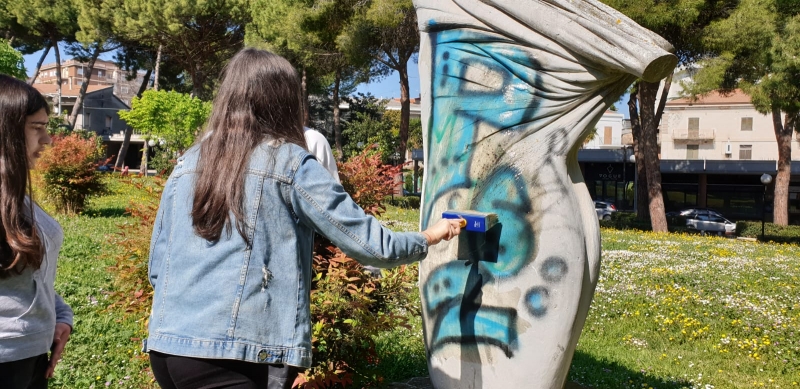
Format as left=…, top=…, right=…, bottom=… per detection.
left=760, top=173, right=773, bottom=241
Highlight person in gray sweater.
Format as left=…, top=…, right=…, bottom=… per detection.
left=0, top=75, right=74, bottom=388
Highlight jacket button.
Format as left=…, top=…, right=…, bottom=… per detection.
left=257, top=350, right=268, bottom=362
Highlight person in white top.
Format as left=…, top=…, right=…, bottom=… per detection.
left=303, top=127, right=339, bottom=183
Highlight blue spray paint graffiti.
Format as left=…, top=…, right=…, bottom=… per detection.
left=421, top=28, right=574, bottom=358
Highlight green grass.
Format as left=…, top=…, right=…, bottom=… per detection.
left=46, top=187, right=800, bottom=388
left=47, top=176, right=157, bottom=389
left=378, top=208, right=800, bottom=389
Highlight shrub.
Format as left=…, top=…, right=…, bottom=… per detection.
left=299, top=241, right=420, bottom=388
left=36, top=133, right=107, bottom=214
left=338, top=146, right=401, bottom=217
left=385, top=195, right=421, bottom=209
left=736, top=221, right=800, bottom=244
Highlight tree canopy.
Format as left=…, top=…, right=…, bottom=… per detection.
left=685, top=0, right=800, bottom=225
left=0, top=39, right=25, bottom=78
left=118, top=90, right=210, bottom=152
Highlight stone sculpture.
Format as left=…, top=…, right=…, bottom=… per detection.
left=413, top=1, right=677, bottom=388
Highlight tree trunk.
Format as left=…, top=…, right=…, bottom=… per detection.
left=190, top=61, right=204, bottom=98
left=153, top=44, right=162, bottom=91
left=772, top=107, right=793, bottom=226
left=52, top=38, right=63, bottom=116
left=115, top=68, right=152, bottom=170
left=302, top=68, right=309, bottom=127
left=639, top=80, right=668, bottom=232
left=654, top=72, right=673, bottom=123
left=398, top=65, right=410, bottom=164
left=628, top=84, right=649, bottom=219
left=68, top=45, right=101, bottom=128
left=332, top=69, right=343, bottom=156
left=28, top=42, right=51, bottom=85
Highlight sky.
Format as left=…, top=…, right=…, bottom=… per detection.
left=23, top=44, right=419, bottom=99
left=24, top=47, right=628, bottom=118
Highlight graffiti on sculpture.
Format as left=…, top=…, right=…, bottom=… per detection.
left=414, top=1, right=677, bottom=388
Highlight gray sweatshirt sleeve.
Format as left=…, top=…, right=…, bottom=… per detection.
left=55, top=293, right=74, bottom=329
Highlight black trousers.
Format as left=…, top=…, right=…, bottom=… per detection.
left=0, top=353, right=49, bottom=389
left=150, top=351, right=299, bottom=389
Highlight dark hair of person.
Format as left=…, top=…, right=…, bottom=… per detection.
left=192, top=48, right=307, bottom=244
left=0, top=74, right=51, bottom=278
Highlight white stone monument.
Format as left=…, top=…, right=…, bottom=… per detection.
left=414, top=1, right=677, bottom=388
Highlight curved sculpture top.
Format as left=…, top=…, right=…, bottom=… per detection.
left=413, top=1, right=676, bottom=388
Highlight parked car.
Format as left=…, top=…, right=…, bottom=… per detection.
left=667, top=208, right=724, bottom=219
left=594, top=201, right=617, bottom=220
left=675, top=208, right=737, bottom=235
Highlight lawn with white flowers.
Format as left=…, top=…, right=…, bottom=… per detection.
left=570, top=229, right=800, bottom=389
left=378, top=209, right=800, bottom=388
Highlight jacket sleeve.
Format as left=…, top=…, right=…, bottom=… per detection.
left=54, top=293, right=74, bottom=328
left=289, top=155, right=428, bottom=268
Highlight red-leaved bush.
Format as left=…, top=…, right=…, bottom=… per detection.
left=337, top=146, right=401, bottom=217
left=36, top=133, right=107, bottom=214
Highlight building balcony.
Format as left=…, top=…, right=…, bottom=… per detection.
left=672, top=129, right=715, bottom=143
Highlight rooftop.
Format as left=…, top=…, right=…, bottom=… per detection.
left=666, top=89, right=752, bottom=106
left=33, top=84, right=113, bottom=97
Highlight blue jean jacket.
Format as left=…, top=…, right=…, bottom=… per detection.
left=144, top=141, right=428, bottom=367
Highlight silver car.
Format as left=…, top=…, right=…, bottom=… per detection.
left=681, top=209, right=736, bottom=236
left=594, top=201, right=617, bottom=220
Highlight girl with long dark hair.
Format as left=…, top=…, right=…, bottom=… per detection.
left=0, top=74, right=74, bottom=388
left=144, top=48, right=461, bottom=388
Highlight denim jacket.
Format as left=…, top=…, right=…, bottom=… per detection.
left=144, top=141, right=428, bottom=367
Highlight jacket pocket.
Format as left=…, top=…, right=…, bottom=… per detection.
left=0, top=272, right=52, bottom=338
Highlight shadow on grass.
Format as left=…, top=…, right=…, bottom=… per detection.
left=83, top=207, right=128, bottom=218
left=568, top=350, right=692, bottom=389
left=382, top=349, right=693, bottom=388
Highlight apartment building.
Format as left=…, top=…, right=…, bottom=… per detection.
left=34, top=58, right=147, bottom=106
left=33, top=63, right=149, bottom=169
left=660, top=90, right=794, bottom=161
left=654, top=90, right=800, bottom=221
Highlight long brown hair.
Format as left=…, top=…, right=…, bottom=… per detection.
left=0, top=75, right=50, bottom=277
left=192, top=48, right=307, bottom=244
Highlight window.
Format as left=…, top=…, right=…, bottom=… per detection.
left=686, top=145, right=699, bottom=160
left=739, top=145, right=752, bottom=160
left=105, top=116, right=113, bottom=130
left=121, top=87, right=130, bottom=94
left=688, top=117, right=699, bottom=138
left=62, top=68, right=68, bottom=78
left=76, top=80, right=82, bottom=86
left=603, top=127, right=612, bottom=145
left=741, top=117, right=753, bottom=131
left=77, top=67, right=83, bottom=76
left=97, top=69, right=105, bottom=77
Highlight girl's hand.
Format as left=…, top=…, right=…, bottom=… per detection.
left=46, top=322, right=71, bottom=379
left=422, top=218, right=464, bottom=245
